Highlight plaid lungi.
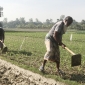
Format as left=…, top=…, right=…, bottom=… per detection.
left=44, top=39, right=60, bottom=62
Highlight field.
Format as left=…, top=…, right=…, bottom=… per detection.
left=0, top=31, right=85, bottom=85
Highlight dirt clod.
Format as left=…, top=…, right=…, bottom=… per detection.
left=0, top=59, right=66, bottom=85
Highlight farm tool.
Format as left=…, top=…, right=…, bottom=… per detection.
left=65, top=47, right=81, bottom=67
left=0, top=40, right=8, bottom=53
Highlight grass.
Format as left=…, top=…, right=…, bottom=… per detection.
left=0, top=31, right=85, bottom=85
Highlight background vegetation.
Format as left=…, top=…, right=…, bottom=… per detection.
left=0, top=31, right=85, bottom=85
left=1, top=15, right=85, bottom=30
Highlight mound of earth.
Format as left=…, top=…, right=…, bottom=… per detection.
left=0, top=59, right=66, bottom=85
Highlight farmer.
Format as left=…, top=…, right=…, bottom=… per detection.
left=39, top=16, right=73, bottom=76
left=0, top=22, right=5, bottom=50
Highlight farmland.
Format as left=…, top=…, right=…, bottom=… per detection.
left=0, top=30, right=85, bottom=85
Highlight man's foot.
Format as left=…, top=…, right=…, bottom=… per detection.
left=58, top=69, right=65, bottom=77
left=39, top=65, right=44, bottom=72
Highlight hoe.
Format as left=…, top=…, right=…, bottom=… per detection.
left=65, top=47, right=81, bottom=67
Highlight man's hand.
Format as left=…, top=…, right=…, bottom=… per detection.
left=61, top=43, right=66, bottom=49
left=58, top=42, right=66, bottom=49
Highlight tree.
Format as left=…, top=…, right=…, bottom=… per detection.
left=19, top=17, right=25, bottom=24
left=56, top=19, right=60, bottom=22
left=3, top=18, right=8, bottom=28
left=35, top=18, right=39, bottom=23
left=49, top=19, right=53, bottom=23
left=19, top=17, right=26, bottom=28
left=60, top=15, right=65, bottom=21
left=81, top=20, right=85, bottom=25
left=46, top=19, right=50, bottom=24
left=3, top=18, right=7, bottom=23
left=2, top=15, right=85, bottom=30
left=29, top=18, right=33, bottom=23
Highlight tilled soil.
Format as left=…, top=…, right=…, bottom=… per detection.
left=0, top=59, right=66, bottom=85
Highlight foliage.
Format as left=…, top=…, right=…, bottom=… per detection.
left=2, top=15, right=85, bottom=30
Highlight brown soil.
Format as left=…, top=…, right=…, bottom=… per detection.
left=0, top=59, right=66, bottom=85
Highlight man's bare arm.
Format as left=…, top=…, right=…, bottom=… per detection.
left=53, top=31, right=62, bottom=45
left=53, top=31, right=66, bottom=48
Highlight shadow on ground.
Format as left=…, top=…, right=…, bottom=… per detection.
left=7, top=50, right=32, bottom=56
left=70, top=73, right=85, bottom=83
left=41, top=70, right=85, bottom=84
left=62, top=73, right=85, bottom=84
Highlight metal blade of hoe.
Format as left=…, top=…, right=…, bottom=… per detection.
left=71, top=54, right=81, bottom=67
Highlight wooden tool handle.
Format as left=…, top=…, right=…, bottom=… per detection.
left=65, top=47, right=75, bottom=55
left=0, top=40, right=6, bottom=47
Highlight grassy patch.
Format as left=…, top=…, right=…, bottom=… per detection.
left=0, top=31, right=85, bottom=85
